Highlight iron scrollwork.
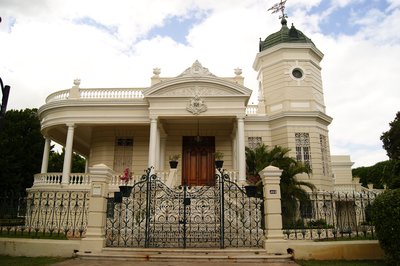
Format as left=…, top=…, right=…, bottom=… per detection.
left=106, top=167, right=264, bottom=248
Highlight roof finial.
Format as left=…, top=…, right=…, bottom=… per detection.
left=268, top=0, right=288, bottom=25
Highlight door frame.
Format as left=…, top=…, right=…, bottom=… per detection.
left=182, top=136, right=215, bottom=186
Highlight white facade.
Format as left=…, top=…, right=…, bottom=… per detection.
left=35, top=21, right=358, bottom=192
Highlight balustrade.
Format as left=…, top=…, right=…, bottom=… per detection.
left=246, top=105, right=258, bottom=115
left=45, top=88, right=144, bottom=103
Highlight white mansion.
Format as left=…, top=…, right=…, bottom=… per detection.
left=35, top=18, right=360, bottom=193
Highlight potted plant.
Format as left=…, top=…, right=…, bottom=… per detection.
left=169, top=154, right=180, bottom=169
left=119, top=167, right=133, bottom=197
left=214, top=151, right=224, bottom=168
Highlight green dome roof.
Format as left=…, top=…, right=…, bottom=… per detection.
left=259, top=19, right=315, bottom=52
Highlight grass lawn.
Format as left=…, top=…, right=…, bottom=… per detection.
left=0, top=255, right=68, bottom=266
left=296, top=260, right=386, bottom=266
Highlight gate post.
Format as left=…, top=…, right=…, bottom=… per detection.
left=260, top=165, right=288, bottom=255
left=80, top=164, right=113, bottom=254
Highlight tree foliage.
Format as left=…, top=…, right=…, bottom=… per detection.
left=0, top=109, right=44, bottom=193
left=48, top=149, right=85, bottom=173
left=381, top=111, right=400, bottom=160
left=0, top=109, right=86, bottom=193
left=371, top=189, right=400, bottom=265
left=245, top=144, right=315, bottom=227
left=352, top=160, right=400, bottom=189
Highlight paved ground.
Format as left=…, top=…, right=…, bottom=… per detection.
left=53, top=258, right=300, bottom=266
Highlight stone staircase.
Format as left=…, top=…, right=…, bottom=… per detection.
left=77, top=248, right=296, bottom=264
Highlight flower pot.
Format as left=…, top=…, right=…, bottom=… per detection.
left=169, top=160, right=178, bottom=169
left=215, top=160, right=224, bottom=169
left=119, top=185, right=133, bottom=197
left=245, top=185, right=257, bottom=197
left=114, top=191, right=122, bottom=203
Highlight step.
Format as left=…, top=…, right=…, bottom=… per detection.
left=77, top=248, right=294, bottom=263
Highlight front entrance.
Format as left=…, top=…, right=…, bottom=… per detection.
left=105, top=168, right=264, bottom=248
left=182, top=136, right=215, bottom=186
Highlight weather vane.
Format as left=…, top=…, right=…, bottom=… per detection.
left=268, top=0, right=288, bottom=20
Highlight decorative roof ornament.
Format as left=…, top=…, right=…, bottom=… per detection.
left=260, top=0, right=315, bottom=51
left=179, top=60, right=216, bottom=77
left=268, top=0, right=288, bottom=23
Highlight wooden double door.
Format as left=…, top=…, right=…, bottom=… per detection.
left=182, top=136, right=215, bottom=186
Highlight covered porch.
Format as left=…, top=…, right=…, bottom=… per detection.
left=35, top=115, right=246, bottom=190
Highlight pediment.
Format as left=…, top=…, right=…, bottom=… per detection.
left=144, top=61, right=252, bottom=98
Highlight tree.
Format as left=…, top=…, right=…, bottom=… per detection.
left=0, top=109, right=86, bottom=194
left=352, top=160, right=400, bottom=189
left=381, top=111, right=400, bottom=160
left=0, top=109, right=44, bottom=193
left=279, top=161, right=315, bottom=227
left=245, top=144, right=315, bottom=226
left=371, top=189, right=400, bottom=265
left=48, top=149, right=85, bottom=173
left=379, top=111, right=400, bottom=188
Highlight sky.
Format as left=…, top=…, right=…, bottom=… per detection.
left=0, top=0, right=399, bottom=168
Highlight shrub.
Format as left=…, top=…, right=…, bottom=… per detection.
left=371, top=189, right=400, bottom=265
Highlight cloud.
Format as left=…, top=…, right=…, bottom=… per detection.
left=0, top=0, right=399, bottom=168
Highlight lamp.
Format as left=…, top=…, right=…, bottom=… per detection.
left=195, top=119, right=202, bottom=143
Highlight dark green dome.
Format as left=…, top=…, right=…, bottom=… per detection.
left=259, top=19, right=315, bottom=52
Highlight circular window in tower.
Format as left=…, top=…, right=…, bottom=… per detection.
left=291, top=68, right=303, bottom=79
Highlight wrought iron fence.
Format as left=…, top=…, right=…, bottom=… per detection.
left=0, top=190, right=89, bottom=239
left=282, top=190, right=379, bottom=240
left=0, top=191, right=27, bottom=226
left=105, top=168, right=264, bottom=248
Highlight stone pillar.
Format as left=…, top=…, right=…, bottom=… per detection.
left=80, top=164, right=113, bottom=254
left=237, top=116, right=246, bottom=182
left=260, top=165, right=287, bottom=254
left=148, top=117, right=158, bottom=169
left=40, top=137, right=51, bottom=173
left=62, top=123, right=75, bottom=185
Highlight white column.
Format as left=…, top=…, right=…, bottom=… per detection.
left=148, top=117, right=158, bottom=169
left=62, top=124, right=75, bottom=185
left=155, top=129, right=161, bottom=169
left=85, top=158, right=89, bottom=173
left=160, top=135, right=166, bottom=170
left=231, top=126, right=237, bottom=170
left=237, top=117, right=246, bottom=182
left=41, top=137, right=51, bottom=173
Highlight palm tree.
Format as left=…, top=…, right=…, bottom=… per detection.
left=279, top=161, right=315, bottom=227
left=245, top=144, right=315, bottom=226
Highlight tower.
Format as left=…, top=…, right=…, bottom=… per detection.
left=253, top=12, right=334, bottom=190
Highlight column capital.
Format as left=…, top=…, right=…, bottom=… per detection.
left=236, top=115, right=246, bottom=120
left=66, top=123, right=76, bottom=128
left=149, top=116, right=158, bottom=121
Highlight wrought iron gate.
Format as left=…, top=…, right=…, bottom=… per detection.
left=105, top=168, right=264, bottom=248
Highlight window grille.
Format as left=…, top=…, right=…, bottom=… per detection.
left=247, top=137, right=262, bottom=149
left=295, top=133, right=311, bottom=167
left=114, top=137, right=133, bottom=173
left=320, top=135, right=329, bottom=176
